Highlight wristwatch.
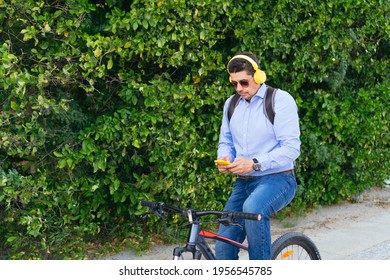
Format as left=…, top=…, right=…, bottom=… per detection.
left=252, top=158, right=261, bottom=171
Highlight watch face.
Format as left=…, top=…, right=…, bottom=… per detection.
left=254, top=163, right=261, bottom=171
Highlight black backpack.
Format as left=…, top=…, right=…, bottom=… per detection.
left=227, top=86, right=277, bottom=125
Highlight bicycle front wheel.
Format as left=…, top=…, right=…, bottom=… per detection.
left=271, top=232, right=321, bottom=260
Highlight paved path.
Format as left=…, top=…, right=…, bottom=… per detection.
left=104, top=187, right=390, bottom=260
left=104, top=212, right=390, bottom=260
left=312, top=212, right=390, bottom=260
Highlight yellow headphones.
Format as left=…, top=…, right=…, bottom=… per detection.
left=227, top=54, right=266, bottom=84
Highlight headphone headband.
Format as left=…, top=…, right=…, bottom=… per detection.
left=227, top=55, right=259, bottom=72
left=227, top=54, right=266, bottom=84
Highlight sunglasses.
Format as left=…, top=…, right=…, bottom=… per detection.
left=230, top=79, right=250, bottom=88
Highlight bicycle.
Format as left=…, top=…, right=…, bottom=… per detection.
left=141, top=200, right=321, bottom=260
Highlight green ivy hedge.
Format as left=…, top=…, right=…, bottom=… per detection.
left=0, top=0, right=389, bottom=259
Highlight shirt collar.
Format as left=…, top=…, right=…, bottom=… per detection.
left=255, top=83, right=268, bottom=99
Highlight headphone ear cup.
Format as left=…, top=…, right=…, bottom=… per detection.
left=253, top=69, right=266, bottom=84
left=229, top=76, right=232, bottom=83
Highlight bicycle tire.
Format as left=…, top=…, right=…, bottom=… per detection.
left=271, top=232, right=321, bottom=260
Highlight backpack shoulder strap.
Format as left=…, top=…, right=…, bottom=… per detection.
left=227, top=93, right=240, bottom=122
left=227, top=87, right=278, bottom=124
left=264, top=86, right=277, bottom=125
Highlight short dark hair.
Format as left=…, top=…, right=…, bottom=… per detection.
left=227, top=51, right=259, bottom=76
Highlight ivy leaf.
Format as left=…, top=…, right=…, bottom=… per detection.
left=132, top=139, right=140, bottom=149
left=10, top=101, right=19, bottom=111
left=107, top=58, right=113, bottom=70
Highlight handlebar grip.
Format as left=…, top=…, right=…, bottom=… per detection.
left=140, top=200, right=159, bottom=208
left=233, top=212, right=261, bottom=221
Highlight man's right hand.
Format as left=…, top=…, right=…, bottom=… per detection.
left=216, top=156, right=231, bottom=173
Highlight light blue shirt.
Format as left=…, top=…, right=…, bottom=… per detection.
left=218, top=83, right=301, bottom=176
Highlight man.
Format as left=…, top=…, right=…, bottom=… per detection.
left=215, top=51, right=301, bottom=260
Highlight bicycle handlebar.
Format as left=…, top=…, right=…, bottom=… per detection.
left=140, top=200, right=261, bottom=221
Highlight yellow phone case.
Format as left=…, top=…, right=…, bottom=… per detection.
left=214, top=159, right=231, bottom=166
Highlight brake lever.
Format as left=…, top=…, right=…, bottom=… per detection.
left=230, top=222, right=243, bottom=230
left=141, top=207, right=165, bottom=219
left=218, top=215, right=243, bottom=231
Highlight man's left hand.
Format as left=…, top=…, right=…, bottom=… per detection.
left=228, top=157, right=254, bottom=175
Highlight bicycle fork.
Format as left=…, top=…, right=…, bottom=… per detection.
left=173, top=223, right=203, bottom=260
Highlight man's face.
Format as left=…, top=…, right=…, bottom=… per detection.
left=230, top=71, right=260, bottom=101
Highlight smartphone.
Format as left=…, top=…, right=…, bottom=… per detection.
left=214, top=159, right=231, bottom=166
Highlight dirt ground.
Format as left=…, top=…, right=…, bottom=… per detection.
left=271, top=186, right=390, bottom=238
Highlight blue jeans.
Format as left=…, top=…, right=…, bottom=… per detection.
left=215, top=173, right=297, bottom=260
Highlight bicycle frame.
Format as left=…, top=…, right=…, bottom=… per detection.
left=141, top=200, right=321, bottom=260
left=172, top=218, right=248, bottom=260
